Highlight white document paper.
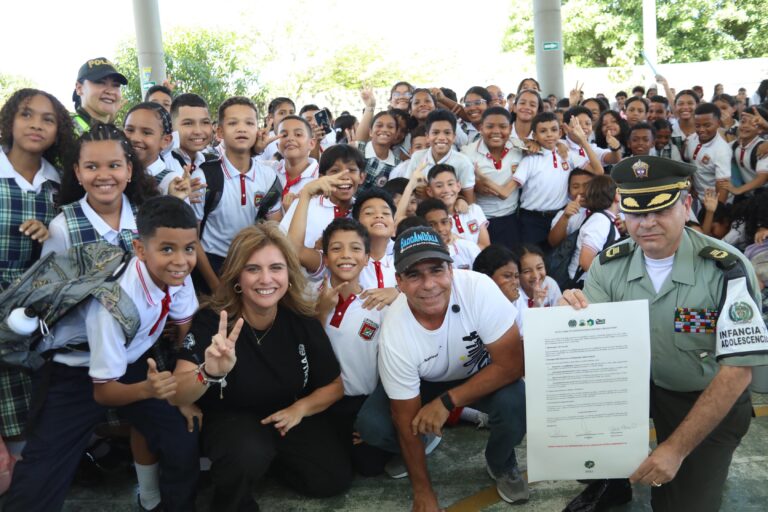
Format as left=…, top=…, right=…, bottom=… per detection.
left=524, top=300, right=650, bottom=482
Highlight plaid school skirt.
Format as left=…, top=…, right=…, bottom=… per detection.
left=0, top=367, right=32, bottom=438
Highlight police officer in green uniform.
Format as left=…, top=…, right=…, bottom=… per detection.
left=560, top=156, right=768, bottom=512
left=71, top=57, right=127, bottom=135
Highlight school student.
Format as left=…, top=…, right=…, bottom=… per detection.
left=516, top=244, right=562, bottom=315
left=416, top=198, right=481, bottom=270
left=670, top=88, right=701, bottom=150
left=6, top=196, right=201, bottom=512
left=315, top=218, right=391, bottom=475
left=383, top=177, right=418, bottom=219
left=43, top=124, right=159, bottom=257
left=566, top=175, right=620, bottom=285
left=395, top=109, right=476, bottom=202
left=720, top=110, right=768, bottom=197
left=473, top=245, right=525, bottom=333
left=71, top=58, right=128, bottom=134
left=684, top=103, right=732, bottom=204
left=651, top=119, right=683, bottom=161
left=461, top=107, right=523, bottom=249
left=713, top=93, right=739, bottom=142
left=256, top=97, right=296, bottom=161
left=626, top=122, right=655, bottom=157
left=647, top=95, right=671, bottom=123
left=144, top=85, right=173, bottom=113
left=169, top=93, right=215, bottom=171
left=513, top=112, right=603, bottom=247
left=191, top=97, right=282, bottom=292
left=354, top=111, right=401, bottom=190
left=124, top=102, right=189, bottom=197
left=547, top=169, right=593, bottom=248
left=562, top=106, right=621, bottom=169
left=0, top=88, right=74, bottom=460
left=510, top=89, right=544, bottom=142
left=624, top=96, right=649, bottom=127
left=273, top=115, right=320, bottom=211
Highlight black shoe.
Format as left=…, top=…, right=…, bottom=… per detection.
left=562, top=478, right=632, bottom=512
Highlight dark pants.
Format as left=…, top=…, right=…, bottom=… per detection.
left=192, top=252, right=226, bottom=295
left=649, top=383, right=752, bottom=512
left=519, top=209, right=557, bottom=251
left=487, top=211, right=521, bottom=251
left=202, top=411, right=352, bottom=512
left=6, top=359, right=199, bottom=512
left=327, top=394, right=391, bottom=476
left=356, top=379, right=526, bottom=475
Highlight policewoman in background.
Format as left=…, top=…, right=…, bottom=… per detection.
left=560, top=156, right=768, bottom=512
left=71, top=57, right=128, bottom=135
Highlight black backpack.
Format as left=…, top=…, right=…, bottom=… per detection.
left=547, top=211, right=618, bottom=290
left=197, top=159, right=283, bottom=237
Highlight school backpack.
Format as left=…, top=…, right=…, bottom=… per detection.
left=546, top=211, right=618, bottom=291
left=198, top=158, right=283, bottom=237
left=0, top=242, right=139, bottom=370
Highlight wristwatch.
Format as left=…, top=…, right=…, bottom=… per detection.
left=440, top=392, right=456, bottom=412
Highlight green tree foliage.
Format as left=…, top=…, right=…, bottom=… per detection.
left=0, top=73, right=36, bottom=106
left=503, top=0, right=768, bottom=68
left=114, top=29, right=267, bottom=119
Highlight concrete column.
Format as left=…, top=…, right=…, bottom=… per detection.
left=132, top=0, right=166, bottom=95
left=533, top=0, right=564, bottom=99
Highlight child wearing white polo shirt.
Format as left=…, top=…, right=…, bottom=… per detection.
left=720, top=111, right=768, bottom=198
left=562, top=106, right=622, bottom=170
left=317, top=218, right=390, bottom=475
left=274, top=115, right=320, bottom=211
left=191, top=97, right=283, bottom=293
left=416, top=198, right=481, bottom=270
left=169, top=93, right=215, bottom=172
left=684, top=103, right=732, bottom=205
left=395, top=109, right=476, bottom=203
left=6, top=196, right=201, bottom=512
left=547, top=169, right=593, bottom=249
left=256, top=97, right=296, bottom=161
left=513, top=112, right=603, bottom=247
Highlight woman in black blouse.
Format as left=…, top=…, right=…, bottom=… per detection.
left=172, top=222, right=350, bottom=512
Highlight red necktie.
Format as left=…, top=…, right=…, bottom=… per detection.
left=579, top=148, right=585, bottom=157
left=691, top=143, right=703, bottom=161
left=334, top=206, right=349, bottom=218
left=330, top=294, right=356, bottom=328
left=453, top=213, right=464, bottom=233
left=486, top=147, right=510, bottom=170
left=282, top=174, right=302, bottom=197
left=552, top=150, right=558, bottom=169
left=239, top=174, right=247, bottom=206
left=149, top=288, right=171, bottom=336
left=373, top=261, right=384, bottom=288
left=527, top=298, right=535, bottom=308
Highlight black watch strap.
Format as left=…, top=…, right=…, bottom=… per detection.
left=440, top=392, right=455, bottom=412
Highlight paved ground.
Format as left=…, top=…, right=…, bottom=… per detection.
left=2, top=393, right=767, bottom=511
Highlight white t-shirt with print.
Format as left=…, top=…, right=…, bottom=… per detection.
left=378, top=270, right=516, bottom=400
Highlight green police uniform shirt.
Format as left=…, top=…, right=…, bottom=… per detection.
left=584, top=227, right=768, bottom=392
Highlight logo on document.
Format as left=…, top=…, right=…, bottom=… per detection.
left=584, top=460, right=595, bottom=469
left=568, top=320, right=577, bottom=328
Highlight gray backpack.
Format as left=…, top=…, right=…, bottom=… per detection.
left=0, top=242, right=140, bottom=370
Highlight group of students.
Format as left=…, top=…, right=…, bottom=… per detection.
left=0, top=54, right=767, bottom=511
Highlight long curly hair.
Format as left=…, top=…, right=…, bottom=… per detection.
left=0, top=88, right=76, bottom=170
left=202, top=222, right=316, bottom=323
left=58, top=123, right=159, bottom=207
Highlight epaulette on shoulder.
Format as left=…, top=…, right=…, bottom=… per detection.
left=599, top=242, right=632, bottom=265
left=698, top=246, right=740, bottom=271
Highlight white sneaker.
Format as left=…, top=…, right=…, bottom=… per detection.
left=487, top=463, right=529, bottom=504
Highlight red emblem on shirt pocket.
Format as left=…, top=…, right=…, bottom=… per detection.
left=562, top=161, right=570, bottom=171
left=701, top=155, right=710, bottom=165
left=359, top=319, right=380, bottom=340
left=253, top=193, right=264, bottom=206
left=468, top=220, right=479, bottom=233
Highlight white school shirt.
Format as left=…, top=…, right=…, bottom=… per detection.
left=564, top=137, right=610, bottom=167
left=191, top=154, right=281, bottom=257
left=359, top=252, right=397, bottom=290
left=43, top=195, right=137, bottom=257
left=272, top=158, right=320, bottom=199
left=518, top=275, right=562, bottom=310
left=461, top=139, right=523, bottom=218
left=734, top=136, right=768, bottom=187
left=324, top=294, right=383, bottom=396
left=0, top=151, right=60, bottom=192
left=448, top=238, right=481, bottom=270
left=363, top=141, right=397, bottom=167
left=550, top=206, right=588, bottom=237
left=450, top=204, right=488, bottom=245
left=170, top=148, right=207, bottom=171
left=514, top=149, right=575, bottom=212
left=458, top=121, right=481, bottom=147
left=399, top=148, right=476, bottom=190
left=509, top=123, right=533, bottom=145
left=256, top=134, right=280, bottom=161
left=279, top=195, right=351, bottom=248
left=378, top=270, right=516, bottom=400
left=41, top=257, right=197, bottom=379
left=568, top=210, right=616, bottom=281
left=684, top=133, right=732, bottom=199
left=146, top=157, right=183, bottom=195
left=320, top=131, right=336, bottom=151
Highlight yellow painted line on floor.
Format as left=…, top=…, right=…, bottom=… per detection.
left=754, top=404, right=768, bottom=417
left=446, top=485, right=501, bottom=512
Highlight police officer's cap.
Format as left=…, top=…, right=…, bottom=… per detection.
left=76, top=58, right=128, bottom=85
left=612, top=156, right=695, bottom=214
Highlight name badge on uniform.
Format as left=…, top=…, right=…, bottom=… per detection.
left=674, top=308, right=717, bottom=334
left=716, top=276, right=768, bottom=360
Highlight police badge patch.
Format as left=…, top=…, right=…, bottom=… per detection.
left=358, top=319, right=379, bottom=340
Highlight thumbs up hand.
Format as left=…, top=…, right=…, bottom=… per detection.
left=145, top=357, right=177, bottom=400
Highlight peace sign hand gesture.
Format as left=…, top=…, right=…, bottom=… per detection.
left=204, top=310, right=244, bottom=376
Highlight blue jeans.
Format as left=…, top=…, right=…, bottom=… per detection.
left=355, top=378, right=526, bottom=475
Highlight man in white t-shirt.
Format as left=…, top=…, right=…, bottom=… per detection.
left=356, top=227, right=528, bottom=508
